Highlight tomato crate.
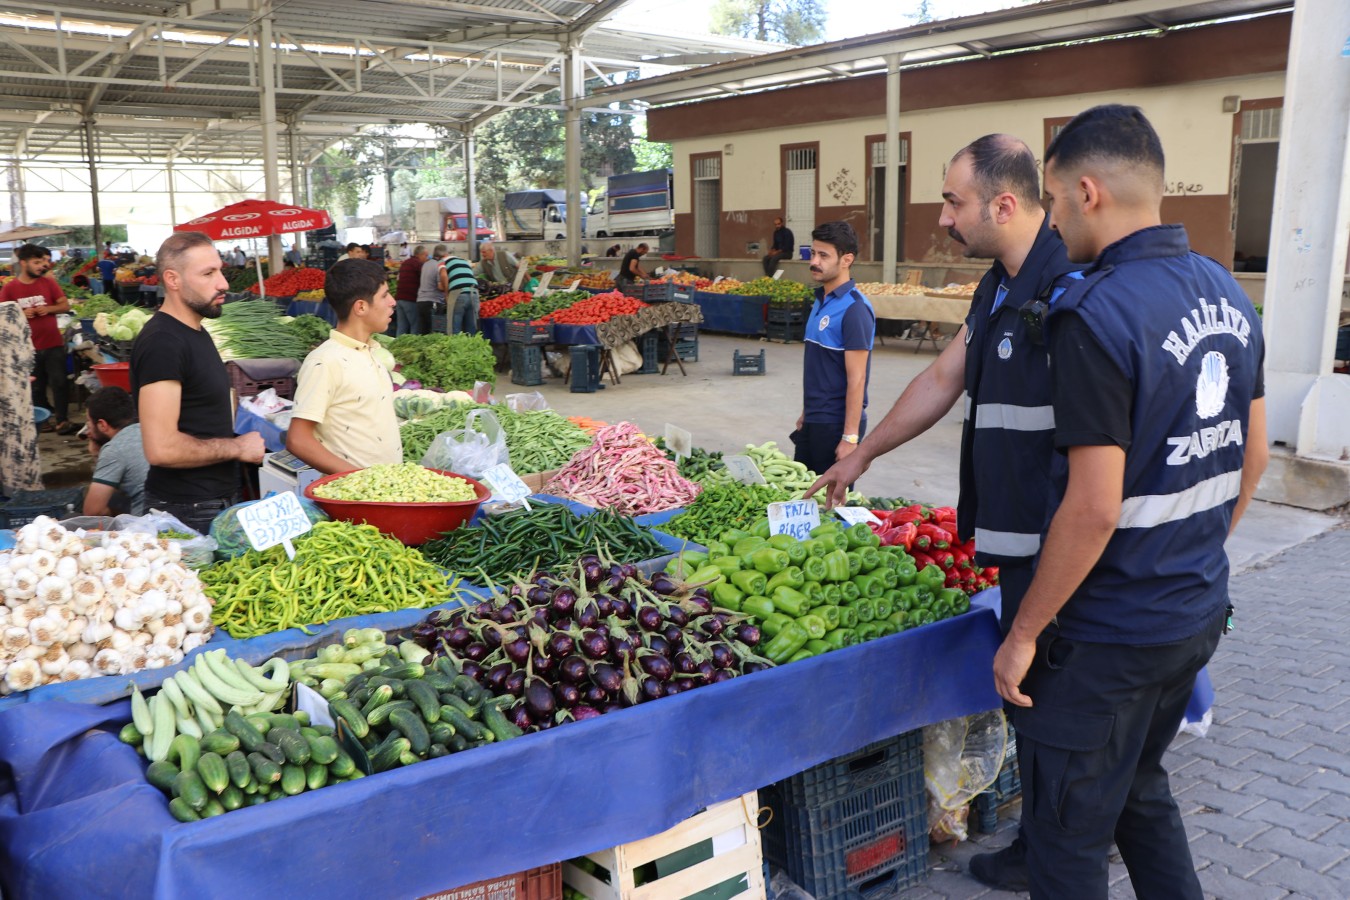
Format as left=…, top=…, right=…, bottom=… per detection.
left=644, top=282, right=696, bottom=304
left=225, top=358, right=299, bottom=400
left=563, top=791, right=765, bottom=900
left=506, top=321, right=554, bottom=344
left=417, top=863, right=562, bottom=900
left=510, top=342, right=545, bottom=386
left=0, top=487, right=86, bottom=529
left=761, top=732, right=929, bottom=899
left=777, top=730, right=923, bottom=808
left=971, top=727, right=1021, bottom=834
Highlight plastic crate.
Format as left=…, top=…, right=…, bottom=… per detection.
left=417, top=863, right=562, bottom=900
left=658, top=333, right=699, bottom=363
left=225, top=359, right=298, bottom=401
left=761, top=731, right=929, bottom=899
left=636, top=331, right=660, bottom=375
left=1, top=487, right=86, bottom=529
left=569, top=345, right=604, bottom=393
left=766, top=305, right=807, bottom=325
left=506, top=321, right=554, bottom=344
left=643, top=282, right=696, bottom=304
left=732, top=349, right=766, bottom=376
left=563, top=791, right=765, bottom=900
left=764, top=322, right=806, bottom=344
left=116, top=283, right=142, bottom=303
left=971, top=728, right=1021, bottom=834
left=510, top=342, right=545, bottom=386
left=432, top=311, right=449, bottom=334
left=778, top=731, right=924, bottom=808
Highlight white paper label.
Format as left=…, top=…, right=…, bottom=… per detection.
left=722, top=455, right=766, bottom=485
left=511, top=263, right=528, bottom=291
left=664, top=423, right=692, bottom=459
left=772, top=269, right=785, bottom=280
left=295, top=681, right=335, bottom=729
left=568, top=278, right=582, bottom=290
left=834, top=506, right=883, bottom=527
left=767, top=499, right=820, bottom=540
left=481, top=463, right=533, bottom=507
left=535, top=271, right=555, bottom=292
left=237, top=491, right=312, bottom=559
left=713, top=276, right=725, bottom=285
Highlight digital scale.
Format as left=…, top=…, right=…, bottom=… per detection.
left=258, top=450, right=322, bottom=497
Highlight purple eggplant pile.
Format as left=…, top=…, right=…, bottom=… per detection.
left=409, top=554, right=773, bottom=732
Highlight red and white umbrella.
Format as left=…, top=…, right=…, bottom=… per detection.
left=175, top=199, right=331, bottom=298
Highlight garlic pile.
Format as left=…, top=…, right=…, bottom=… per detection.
left=1, top=516, right=215, bottom=694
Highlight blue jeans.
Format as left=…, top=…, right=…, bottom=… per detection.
left=451, top=290, right=480, bottom=335
left=395, top=300, right=419, bottom=336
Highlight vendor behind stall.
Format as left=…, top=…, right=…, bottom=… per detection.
left=286, top=259, right=402, bottom=474
left=83, top=386, right=149, bottom=516
left=615, top=243, right=650, bottom=292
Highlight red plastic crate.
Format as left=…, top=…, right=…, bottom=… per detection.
left=417, top=863, right=562, bottom=900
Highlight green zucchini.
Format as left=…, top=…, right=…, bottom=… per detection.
left=195, top=752, right=230, bottom=794
left=403, top=679, right=441, bottom=723
left=200, top=796, right=226, bottom=818
left=265, top=713, right=302, bottom=732
left=328, top=698, right=369, bottom=739
left=481, top=700, right=524, bottom=742
left=173, top=770, right=208, bottom=811
left=267, top=727, right=312, bottom=766
left=305, top=760, right=329, bottom=791
left=366, top=676, right=405, bottom=699
left=388, top=708, right=430, bottom=755
left=168, top=796, right=201, bottom=822
left=433, top=656, right=459, bottom=678
left=359, top=684, right=394, bottom=716
left=448, top=733, right=469, bottom=753
left=245, top=715, right=273, bottom=736
left=440, top=706, right=485, bottom=742
left=218, top=784, right=245, bottom=811
left=247, top=752, right=282, bottom=784
left=200, top=729, right=241, bottom=755
left=366, top=698, right=415, bottom=729
left=167, top=734, right=202, bottom=774
left=370, top=736, right=410, bottom=773
left=450, top=674, right=485, bottom=705
left=423, top=672, right=456, bottom=693
left=280, top=763, right=307, bottom=796
left=438, top=693, right=478, bottom=720
left=303, top=732, right=339, bottom=765
left=226, top=750, right=253, bottom=789
left=398, top=749, right=419, bottom=767
left=224, top=710, right=267, bottom=752
left=145, top=759, right=180, bottom=793
left=379, top=662, right=425, bottom=680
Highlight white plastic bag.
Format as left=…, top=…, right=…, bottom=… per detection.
left=421, top=409, right=509, bottom=478
left=924, top=710, right=1008, bottom=843
left=111, top=510, right=218, bottom=570
left=504, top=392, right=548, bottom=412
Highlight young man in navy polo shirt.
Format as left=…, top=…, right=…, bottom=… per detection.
left=793, top=220, right=875, bottom=477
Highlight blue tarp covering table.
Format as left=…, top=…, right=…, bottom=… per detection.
left=0, top=607, right=1002, bottom=899
left=694, top=291, right=767, bottom=335
left=551, top=323, right=600, bottom=345
left=478, top=316, right=508, bottom=344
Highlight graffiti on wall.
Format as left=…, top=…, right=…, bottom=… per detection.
left=826, top=168, right=858, bottom=205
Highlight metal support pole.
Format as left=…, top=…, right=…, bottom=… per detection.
left=288, top=123, right=303, bottom=253
left=7, top=161, right=27, bottom=228
left=465, top=130, right=479, bottom=262
left=166, top=159, right=177, bottom=226
left=882, top=54, right=902, bottom=285
left=1261, top=0, right=1350, bottom=454
left=83, top=116, right=103, bottom=253
left=257, top=10, right=283, bottom=275
left=563, top=41, right=584, bottom=266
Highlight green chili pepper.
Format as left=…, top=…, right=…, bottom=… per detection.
left=742, top=595, right=777, bottom=621
left=916, top=563, right=946, bottom=592
left=798, top=614, right=827, bottom=640
left=712, top=582, right=744, bottom=610
left=750, top=518, right=772, bottom=539
left=856, top=546, right=881, bottom=573
left=838, top=580, right=861, bottom=604
left=729, top=569, right=767, bottom=596
left=838, top=606, right=859, bottom=629
left=766, top=566, right=805, bottom=593
left=875, top=566, right=898, bottom=590
left=801, top=538, right=832, bottom=559
left=762, top=621, right=809, bottom=663
left=704, top=540, right=730, bottom=558
left=721, top=528, right=752, bottom=545
left=785, top=648, right=815, bottom=664
left=854, top=598, right=876, bottom=623
left=823, top=628, right=856, bottom=650
left=874, top=595, right=893, bottom=620
left=751, top=547, right=791, bottom=575
left=821, top=583, right=843, bottom=605
left=770, top=585, right=811, bottom=618
left=845, top=522, right=875, bottom=549
left=709, top=556, right=743, bottom=577
left=759, top=610, right=793, bottom=637
left=806, top=639, right=833, bottom=655
left=801, top=555, right=828, bottom=583
left=910, top=608, right=936, bottom=627
left=809, top=522, right=841, bottom=539
left=733, top=537, right=768, bottom=558
left=822, top=550, right=851, bottom=583
left=800, top=580, right=824, bottom=603
left=851, top=572, right=885, bottom=599
left=887, top=611, right=909, bottom=632
left=817, top=605, right=842, bottom=630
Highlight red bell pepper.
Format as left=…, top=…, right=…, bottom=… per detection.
left=889, top=521, right=917, bottom=552
left=888, top=506, right=925, bottom=525
left=916, top=523, right=952, bottom=550
left=931, top=506, right=957, bottom=522
left=982, top=565, right=999, bottom=584
left=949, top=546, right=972, bottom=570
left=909, top=550, right=935, bottom=571
left=929, top=549, right=956, bottom=570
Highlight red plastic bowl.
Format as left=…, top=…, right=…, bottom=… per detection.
left=303, top=468, right=489, bottom=545
left=92, top=362, right=131, bottom=391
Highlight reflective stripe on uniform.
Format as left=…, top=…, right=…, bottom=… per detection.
left=973, top=528, right=1041, bottom=557
left=1117, top=469, right=1242, bottom=530
left=974, top=403, right=1056, bottom=431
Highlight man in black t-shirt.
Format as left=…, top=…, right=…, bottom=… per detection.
left=762, top=217, right=795, bottom=276
left=131, top=231, right=265, bottom=533
left=615, top=243, right=649, bottom=292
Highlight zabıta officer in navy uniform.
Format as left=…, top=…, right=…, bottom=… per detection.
left=993, top=104, right=1268, bottom=899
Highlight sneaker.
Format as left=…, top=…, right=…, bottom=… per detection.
left=968, top=836, right=1030, bottom=892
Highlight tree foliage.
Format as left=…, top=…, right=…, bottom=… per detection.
left=310, top=148, right=368, bottom=219
left=710, top=0, right=826, bottom=45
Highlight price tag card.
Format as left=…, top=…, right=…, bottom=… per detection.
left=767, top=499, right=820, bottom=540
left=481, top=463, right=533, bottom=508
left=511, top=263, right=529, bottom=292
left=568, top=278, right=582, bottom=290
left=664, top=423, right=692, bottom=459
left=773, top=269, right=785, bottom=280
left=834, top=506, right=883, bottom=527
left=238, top=491, right=312, bottom=559
left=713, top=275, right=725, bottom=285
left=536, top=271, right=555, bottom=292
left=294, top=682, right=335, bottom=729
left=722, top=454, right=766, bottom=485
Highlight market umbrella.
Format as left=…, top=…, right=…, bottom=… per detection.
left=174, top=199, right=331, bottom=299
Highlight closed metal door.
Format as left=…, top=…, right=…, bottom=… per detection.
left=784, top=148, right=817, bottom=252
left=693, top=156, right=721, bottom=258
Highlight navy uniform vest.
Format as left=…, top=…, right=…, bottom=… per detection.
left=1046, top=225, right=1262, bottom=644
left=958, top=220, right=1082, bottom=569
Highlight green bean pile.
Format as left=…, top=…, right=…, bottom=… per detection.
left=660, top=482, right=800, bottom=546
left=204, top=521, right=458, bottom=638
left=420, top=504, right=668, bottom=585
left=400, top=404, right=592, bottom=474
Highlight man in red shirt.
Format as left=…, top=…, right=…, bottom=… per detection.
left=394, top=244, right=428, bottom=335
left=0, top=244, right=75, bottom=434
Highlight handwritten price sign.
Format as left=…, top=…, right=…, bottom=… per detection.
left=237, top=492, right=313, bottom=559
left=767, top=499, right=820, bottom=540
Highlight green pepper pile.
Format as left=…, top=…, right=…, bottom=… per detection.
left=499, top=290, right=589, bottom=321
left=666, top=518, right=970, bottom=664
left=660, top=482, right=798, bottom=545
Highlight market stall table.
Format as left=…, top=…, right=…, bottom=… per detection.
left=0, top=603, right=1002, bottom=897
left=694, top=291, right=767, bottom=336
left=869, top=292, right=973, bottom=351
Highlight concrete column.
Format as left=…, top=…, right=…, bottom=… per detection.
left=83, top=117, right=102, bottom=252
left=563, top=41, right=584, bottom=266
left=257, top=10, right=283, bottom=274
left=465, top=130, right=479, bottom=262
left=7, top=161, right=26, bottom=227
left=882, top=54, right=902, bottom=284
left=1261, top=0, right=1350, bottom=453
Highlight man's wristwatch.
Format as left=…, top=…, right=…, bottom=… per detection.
left=841, top=434, right=859, bottom=444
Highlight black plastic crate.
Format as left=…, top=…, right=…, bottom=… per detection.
left=643, top=282, right=696, bottom=304
left=636, top=331, right=660, bottom=375
left=778, top=731, right=923, bottom=808
left=117, top=283, right=142, bottom=303
left=762, top=742, right=929, bottom=898
left=569, top=344, right=604, bottom=393
left=971, top=728, right=1021, bottom=834
left=505, top=321, right=554, bottom=344
left=509, top=342, right=544, bottom=386
left=658, top=333, right=699, bottom=362
left=431, top=311, right=449, bottom=334
left=1, top=487, right=86, bottom=529
left=765, top=321, right=807, bottom=344
left=766, top=305, right=808, bottom=325
left=733, top=349, right=766, bottom=376
left=668, top=322, right=699, bottom=341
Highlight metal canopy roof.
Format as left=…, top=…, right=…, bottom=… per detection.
left=0, top=0, right=784, bottom=166
left=592, top=0, right=1295, bottom=107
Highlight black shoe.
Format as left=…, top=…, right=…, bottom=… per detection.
left=968, top=836, right=1030, bottom=892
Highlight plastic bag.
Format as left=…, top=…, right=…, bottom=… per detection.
left=112, top=510, right=218, bottom=570
left=923, top=710, right=1008, bottom=843
left=611, top=340, right=645, bottom=376
left=209, top=497, right=329, bottom=560
left=421, top=409, right=509, bottom=479
left=504, top=392, right=548, bottom=412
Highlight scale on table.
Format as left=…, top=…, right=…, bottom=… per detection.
left=258, top=450, right=322, bottom=497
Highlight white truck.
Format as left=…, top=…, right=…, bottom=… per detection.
left=585, top=169, right=675, bottom=239
left=501, top=189, right=581, bottom=240
left=413, top=197, right=494, bottom=243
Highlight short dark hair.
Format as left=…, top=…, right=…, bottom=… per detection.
left=86, top=386, right=137, bottom=429
left=156, top=231, right=214, bottom=275
left=811, top=221, right=858, bottom=258
left=636, top=243, right=649, bottom=252
left=957, top=134, right=1042, bottom=208
left=1045, top=104, right=1165, bottom=176
left=16, top=243, right=51, bottom=262
left=325, top=258, right=386, bottom=319
left=345, top=242, right=362, bottom=252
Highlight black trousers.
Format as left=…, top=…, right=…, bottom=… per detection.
left=1012, top=607, right=1225, bottom=899
left=416, top=301, right=436, bottom=335
left=144, top=493, right=239, bottom=536
left=790, top=420, right=866, bottom=480
left=762, top=252, right=784, bottom=276
left=32, top=345, right=69, bottom=422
